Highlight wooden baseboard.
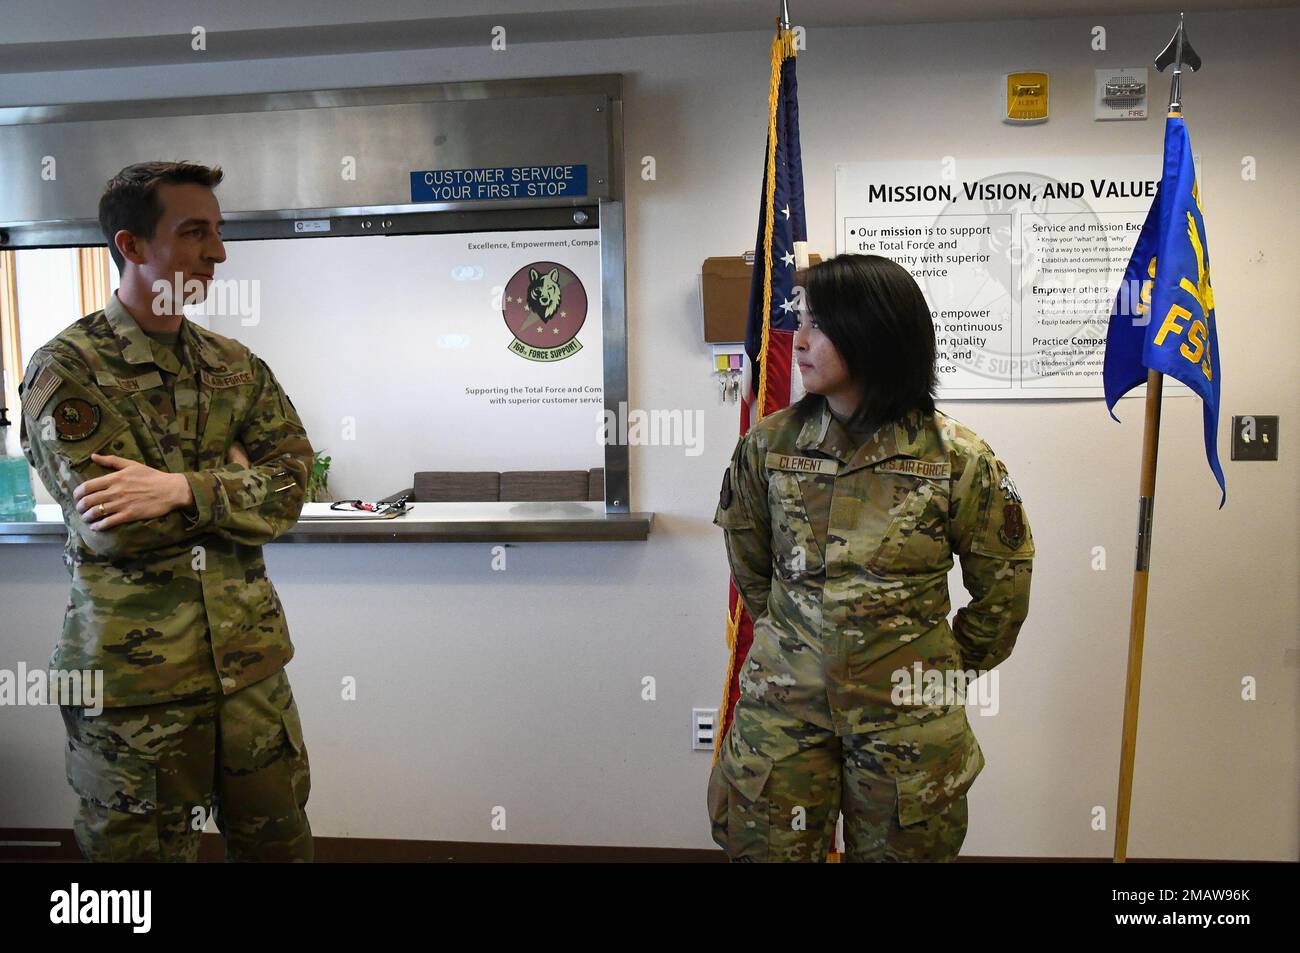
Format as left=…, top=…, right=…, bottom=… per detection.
left=0, top=828, right=727, bottom=862
left=0, top=828, right=1266, bottom=862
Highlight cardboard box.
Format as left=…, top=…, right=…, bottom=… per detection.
left=701, top=254, right=821, bottom=343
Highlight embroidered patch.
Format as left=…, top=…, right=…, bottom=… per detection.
left=52, top=398, right=101, bottom=441
left=874, top=459, right=952, bottom=479
left=998, top=502, right=1026, bottom=549
left=22, top=367, right=60, bottom=419
left=719, top=470, right=733, bottom=510
left=201, top=369, right=254, bottom=388
left=114, top=372, right=163, bottom=392
left=96, top=370, right=165, bottom=392
left=765, top=452, right=838, bottom=475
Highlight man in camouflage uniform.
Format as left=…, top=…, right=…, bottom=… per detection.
left=709, top=400, right=1034, bottom=861
left=19, top=161, right=313, bottom=862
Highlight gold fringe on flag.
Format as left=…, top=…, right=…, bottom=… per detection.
left=754, top=27, right=796, bottom=427
left=714, top=25, right=798, bottom=764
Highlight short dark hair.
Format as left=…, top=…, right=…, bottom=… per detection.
left=98, top=161, right=224, bottom=272
left=792, top=253, right=937, bottom=432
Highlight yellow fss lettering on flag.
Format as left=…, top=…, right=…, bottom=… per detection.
left=1152, top=183, right=1215, bottom=383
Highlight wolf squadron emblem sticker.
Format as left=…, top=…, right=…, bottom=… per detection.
left=503, top=261, right=587, bottom=362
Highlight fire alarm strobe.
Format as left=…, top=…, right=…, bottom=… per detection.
left=1095, top=67, right=1150, bottom=121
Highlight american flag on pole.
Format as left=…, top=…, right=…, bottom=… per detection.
left=716, top=23, right=808, bottom=753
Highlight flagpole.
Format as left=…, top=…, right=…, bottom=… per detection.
left=1113, top=12, right=1199, bottom=864
left=771, top=0, right=837, bottom=862
left=716, top=2, right=800, bottom=765
left=1113, top=367, right=1161, bottom=863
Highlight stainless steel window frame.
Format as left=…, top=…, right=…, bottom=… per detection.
left=0, top=74, right=632, bottom=517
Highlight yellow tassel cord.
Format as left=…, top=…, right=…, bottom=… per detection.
left=754, top=27, right=796, bottom=427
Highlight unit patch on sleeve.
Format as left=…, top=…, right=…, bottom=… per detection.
left=52, top=398, right=101, bottom=441
left=998, top=501, right=1026, bottom=549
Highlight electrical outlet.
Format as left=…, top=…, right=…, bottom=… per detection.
left=692, top=708, right=718, bottom=750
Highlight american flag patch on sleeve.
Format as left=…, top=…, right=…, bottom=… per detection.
left=21, top=366, right=60, bottom=420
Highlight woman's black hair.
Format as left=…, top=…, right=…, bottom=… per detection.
left=792, top=253, right=937, bottom=432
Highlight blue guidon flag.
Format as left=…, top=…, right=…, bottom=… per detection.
left=718, top=23, right=808, bottom=751
left=1104, top=110, right=1225, bottom=507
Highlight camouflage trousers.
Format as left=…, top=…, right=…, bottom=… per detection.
left=708, top=701, right=981, bottom=862
left=59, top=668, right=312, bottom=862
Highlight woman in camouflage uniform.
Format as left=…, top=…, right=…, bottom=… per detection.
left=709, top=254, right=1035, bottom=862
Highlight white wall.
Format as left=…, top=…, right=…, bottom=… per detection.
left=1, top=6, right=1296, bottom=858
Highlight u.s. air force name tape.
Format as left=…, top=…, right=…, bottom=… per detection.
left=201, top=369, right=254, bottom=388
left=873, top=459, right=952, bottom=479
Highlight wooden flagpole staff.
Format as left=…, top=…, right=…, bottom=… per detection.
left=1113, top=12, right=1201, bottom=865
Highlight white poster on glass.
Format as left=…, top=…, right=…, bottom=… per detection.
left=835, top=157, right=1192, bottom=400
left=198, top=228, right=604, bottom=498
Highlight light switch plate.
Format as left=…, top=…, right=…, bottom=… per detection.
left=1231, top=415, right=1279, bottom=461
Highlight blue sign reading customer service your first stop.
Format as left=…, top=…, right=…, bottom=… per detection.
left=410, top=164, right=588, bottom=202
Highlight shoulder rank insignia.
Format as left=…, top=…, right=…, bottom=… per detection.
left=998, top=501, right=1026, bottom=549
left=719, top=470, right=733, bottom=510
left=53, top=398, right=100, bottom=441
